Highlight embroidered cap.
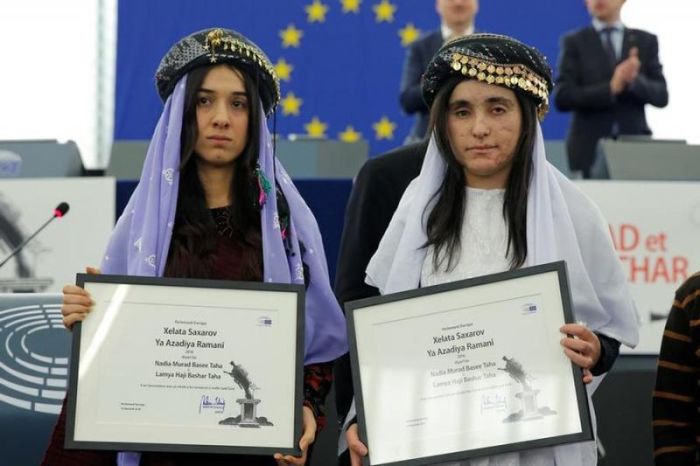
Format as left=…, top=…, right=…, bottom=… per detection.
left=422, top=33, right=553, bottom=120
left=155, top=27, right=281, bottom=115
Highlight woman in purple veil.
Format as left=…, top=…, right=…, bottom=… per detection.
left=43, top=27, right=347, bottom=466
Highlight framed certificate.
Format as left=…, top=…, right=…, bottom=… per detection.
left=65, top=274, right=305, bottom=456
left=346, top=261, right=593, bottom=466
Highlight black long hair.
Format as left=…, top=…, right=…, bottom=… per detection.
left=424, top=76, right=537, bottom=272
left=164, top=64, right=263, bottom=279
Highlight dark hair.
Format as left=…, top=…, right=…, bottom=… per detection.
left=424, top=77, right=537, bottom=272
left=164, top=64, right=263, bottom=280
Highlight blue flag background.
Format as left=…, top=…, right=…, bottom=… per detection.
left=115, top=0, right=589, bottom=156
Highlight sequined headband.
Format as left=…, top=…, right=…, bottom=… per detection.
left=155, top=28, right=281, bottom=115
left=449, top=51, right=550, bottom=120
left=204, top=29, right=281, bottom=110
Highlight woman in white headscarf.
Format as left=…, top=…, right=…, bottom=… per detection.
left=344, top=33, right=639, bottom=466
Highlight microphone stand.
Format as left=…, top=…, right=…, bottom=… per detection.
left=0, top=215, right=59, bottom=270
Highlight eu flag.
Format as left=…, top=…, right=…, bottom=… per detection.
left=115, top=0, right=587, bottom=155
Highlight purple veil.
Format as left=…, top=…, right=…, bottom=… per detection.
left=103, top=76, right=347, bottom=466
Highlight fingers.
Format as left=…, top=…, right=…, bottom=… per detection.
left=560, top=323, right=594, bottom=341
left=350, top=447, right=366, bottom=466
left=63, top=285, right=91, bottom=303
left=582, top=369, right=593, bottom=384
left=300, top=405, right=316, bottom=449
left=62, top=308, right=89, bottom=329
left=613, top=56, right=639, bottom=86
left=561, top=334, right=593, bottom=353
left=273, top=451, right=307, bottom=466
left=62, top=283, right=93, bottom=330
left=560, top=323, right=601, bottom=370
left=272, top=406, right=316, bottom=465
left=562, top=346, right=595, bottom=370
left=347, top=423, right=368, bottom=466
left=298, top=427, right=315, bottom=454
left=62, top=307, right=89, bottom=329
left=629, top=46, right=639, bottom=58
left=62, top=286, right=93, bottom=311
left=86, top=266, right=101, bottom=275
left=61, top=302, right=92, bottom=317
left=350, top=447, right=363, bottom=466
left=561, top=338, right=596, bottom=369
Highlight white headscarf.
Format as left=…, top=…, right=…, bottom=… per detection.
left=347, top=124, right=639, bottom=466
left=367, top=124, right=638, bottom=347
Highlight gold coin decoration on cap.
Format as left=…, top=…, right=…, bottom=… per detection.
left=436, top=47, right=551, bottom=120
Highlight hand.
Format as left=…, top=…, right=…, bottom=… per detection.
left=619, top=47, right=640, bottom=82
left=61, top=267, right=100, bottom=329
left=611, top=62, right=634, bottom=94
left=610, top=71, right=626, bottom=95
left=347, top=423, right=368, bottom=466
left=611, top=47, right=641, bottom=94
left=560, top=323, right=601, bottom=384
left=274, top=406, right=316, bottom=465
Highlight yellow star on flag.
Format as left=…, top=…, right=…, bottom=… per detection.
left=399, top=23, right=421, bottom=47
left=274, top=59, right=294, bottom=82
left=281, top=92, right=303, bottom=116
left=305, top=117, right=328, bottom=138
left=306, top=0, right=329, bottom=22
left=340, top=0, right=361, bottom=14
left=280, top=24, right=303, bottom=48
left=373, top=116, right=396, bottom=140
left=373, top=0, right=396, bottom=23
left=339, top=126, right=362, bottom=142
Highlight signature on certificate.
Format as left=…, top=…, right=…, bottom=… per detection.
left=199, top=395, right=226, bottom=414
left=481, top=393, right=507, bottom=413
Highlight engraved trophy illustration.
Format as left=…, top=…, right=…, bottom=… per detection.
left=220, top=360, right=273, bottom=427
left=500, top=355, right=556, bottom=422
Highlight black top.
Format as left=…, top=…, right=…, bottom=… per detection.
left=41, top=207, right=331, bottom=466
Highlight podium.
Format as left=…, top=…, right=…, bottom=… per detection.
left=0, top=293, right=68, bottom=466
left=544, top=140, right=576, bottom=178
left=275, top=138, right=367, bottom=179
left=599, top=139, right=700, bottom=180
left=107, top=140, right=150, bottom=179
left=0, top=140, right=83, bottom=178
left=108, top=139, right=368, bottom=179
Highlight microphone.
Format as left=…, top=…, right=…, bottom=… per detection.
left=54, top=202, right=69, bottom=218
left=0, top=202, right=70, bottom=270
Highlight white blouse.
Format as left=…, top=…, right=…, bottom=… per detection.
left=419, top=187, right=555, bottom=466
left=421, top=187, right=511, bottom=287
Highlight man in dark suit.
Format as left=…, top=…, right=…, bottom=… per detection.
left=399, top=0, right=478, bottom=142
left=554, top=0, right=668, bottom=178
left=333, top=141, right=426, bottom=466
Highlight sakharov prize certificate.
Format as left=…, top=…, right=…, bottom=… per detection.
left=347, top=262, right=592, bottom=466
left=65, top=274, right=304, bottom=456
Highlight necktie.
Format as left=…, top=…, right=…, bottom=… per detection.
left=601, top=27, right=617, bottom=66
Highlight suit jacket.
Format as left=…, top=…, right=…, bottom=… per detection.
left=333, top=142, right=426, bottom=447
left=399, top=31, right=443, bottom=141
left=554, top=26, right=668, bottom=175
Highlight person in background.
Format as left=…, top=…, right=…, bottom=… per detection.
left=335, top=4, right=478, bottom=449
left=333, top=139, right=426, bottom=466
left=554, top=0, right=668, bottom=178
left=653, top=271, right=700, bottom=466
left=400, top=0, right=479, bottom=143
